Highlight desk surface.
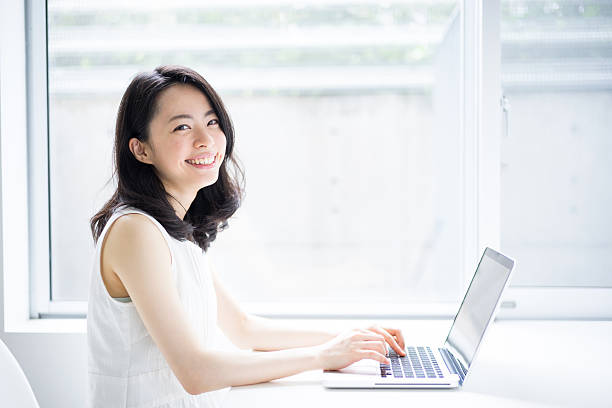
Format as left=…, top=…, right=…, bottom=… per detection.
left=221, top=319, right=612, bottom=408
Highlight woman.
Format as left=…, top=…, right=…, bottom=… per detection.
left=88, top=65, right=406, bottom=407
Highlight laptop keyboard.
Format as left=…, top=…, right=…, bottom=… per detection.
left=380, top=346, right=445, bottom=378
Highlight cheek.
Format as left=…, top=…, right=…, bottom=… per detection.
left=156, top=139, right=187, bottom=169
left=217, top=133, right=227, bottom=153
left=172, top=138, right=185, bottom=149
left=171, top=139, right=189, bottom=158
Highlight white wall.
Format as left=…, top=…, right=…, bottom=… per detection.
left=0, top=328, right=87, bottom=407
left=0, top=249, right=86, bottom=407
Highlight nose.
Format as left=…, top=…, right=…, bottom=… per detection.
left=194, top=126, right=215, bottom=149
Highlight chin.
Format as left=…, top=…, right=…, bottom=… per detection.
left=197, top=175, right=219, bottom=190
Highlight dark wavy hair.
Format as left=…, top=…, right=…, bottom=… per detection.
left=90, top=65, right=244, bottom=252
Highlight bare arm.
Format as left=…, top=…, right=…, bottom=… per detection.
left=209, top=257, right=405, bottom=355
left=105, top=214, right=330, bottom=395
left=190, top=346, right=319, bottom=393
left=208, top=255, right=339, bottom=352
left=244, top=316, right=339, bottom=352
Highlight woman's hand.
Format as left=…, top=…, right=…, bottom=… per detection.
left=314, top=326, right=406, bottom=371
left=364, top=324, right=406, bottom=357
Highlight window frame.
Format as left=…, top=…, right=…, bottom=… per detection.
left=31, top=0, right=481, bottom=321
left=3, top=0, right=609, bottom=335
left=0, top=0, right=84, bottom=332
left=493, top=0, right=612, bottom=320
left=28, top=0, right=88, bottom=320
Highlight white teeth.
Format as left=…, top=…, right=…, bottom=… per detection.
left=188, top=155, right=215, bottom=165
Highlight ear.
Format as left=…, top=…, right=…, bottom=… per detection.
left=129, top=138, right=153, bottom=165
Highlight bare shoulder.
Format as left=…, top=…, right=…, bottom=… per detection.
left=100, top=213, right=206, bottom=393
left=102, top=213, right=172, bottom=278
left=107, top=212, right=161, bottom=239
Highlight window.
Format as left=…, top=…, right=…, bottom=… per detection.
left=39, top=0, right=468, bottom=318
left=12, top=1, right=605, bottom=324
left=498, top=0, right=612, bottom=318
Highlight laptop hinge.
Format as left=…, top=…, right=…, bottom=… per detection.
left=439, top=348, right=465, bottom=385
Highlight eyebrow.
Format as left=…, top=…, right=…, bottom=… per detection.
left=167, top=109, right=216, bottom=123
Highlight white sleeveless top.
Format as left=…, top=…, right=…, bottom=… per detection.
left=87, top=206, right=231, bottom=407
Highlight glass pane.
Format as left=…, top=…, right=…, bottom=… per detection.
left=500, top=0, right=612, bottom=286
left=47, top=0, right=463, bottom=304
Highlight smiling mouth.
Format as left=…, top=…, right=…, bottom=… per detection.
left=185, top=153, right=217, bottom=166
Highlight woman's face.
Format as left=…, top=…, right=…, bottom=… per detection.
left=139, top=84, right=227, bottom=197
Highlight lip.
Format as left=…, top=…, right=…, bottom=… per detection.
left=185, top=152, right=218, bottom=169
left=186, top=152, right=216, bottom=161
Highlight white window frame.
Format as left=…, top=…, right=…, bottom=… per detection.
left=2, top=1, right=609, bottom=335
left=27, top=0, right=89, bottom=320
left=490, top=1, right=612, bottom=320
left=1, top=0, right=85, bottom=333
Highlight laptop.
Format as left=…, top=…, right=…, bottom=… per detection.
left=322, top=247, right=514, bottom=389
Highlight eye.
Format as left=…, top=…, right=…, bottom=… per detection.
left=173, top=124, right=190, bottom=132
left=208, top=119, right=219, bottom=126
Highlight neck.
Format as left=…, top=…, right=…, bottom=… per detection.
left=166, top=190, right=197, bottom=220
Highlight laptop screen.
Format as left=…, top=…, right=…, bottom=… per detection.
left=444, top=247, right=514, bottom=369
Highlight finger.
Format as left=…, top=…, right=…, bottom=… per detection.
left=368, top=326, right=405, bottom=356
left=356, top=349, right=391, bottom=366
left=355, top=331, right=388, bottom=354
left=384, top=327, right=406, bottom=350
left=360, top=327, right=390, bottom=354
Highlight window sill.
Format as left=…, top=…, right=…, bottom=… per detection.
left=4, top=318, right=86, bottom=334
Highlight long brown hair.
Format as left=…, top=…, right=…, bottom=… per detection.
left=90, top=65, right=244, bottom=252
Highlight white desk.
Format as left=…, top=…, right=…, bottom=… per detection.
left=222, top=320, right=612, bottom=408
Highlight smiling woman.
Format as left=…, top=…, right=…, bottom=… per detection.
left=90, top=65, right=243, bottom=251
left=87, top=66, right=245, bottom=407
left=128, top=84, right=228, bottom=220
left=86, top=65, right=405, bottom=408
